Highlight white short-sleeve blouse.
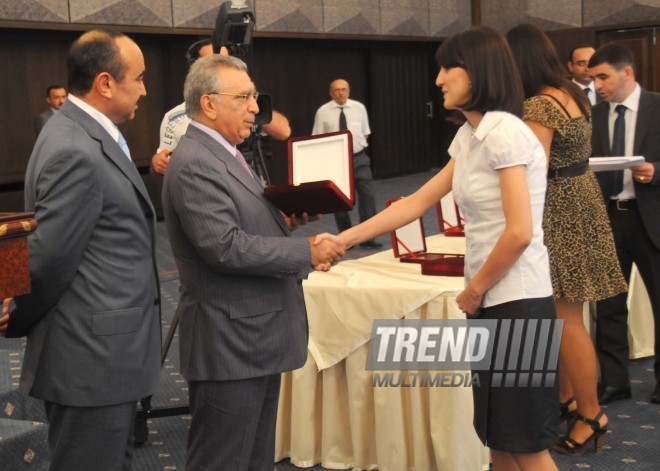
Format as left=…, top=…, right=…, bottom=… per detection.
left=449, top=111, right=552, bottom=308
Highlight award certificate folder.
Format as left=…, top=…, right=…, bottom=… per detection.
left=589, top=156, right=645, bottom=172
left=264, top=131, right=355, bottom=215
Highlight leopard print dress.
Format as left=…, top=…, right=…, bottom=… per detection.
left=524, top=96, right=627, bottom=302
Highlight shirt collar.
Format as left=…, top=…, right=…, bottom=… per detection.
left=471, top=111, right=509, bottom=141
left=190, top=120, right=236, bottom=156
left=67, top=94, right=120, bottom=142
left=333, top=100, right=351, bottom=109
left=572, top=78, right=595, bottom=92
left=609, top=83, right=641, bottom=115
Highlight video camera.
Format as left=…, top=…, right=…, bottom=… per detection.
left=212, top=0, right=270, bottom=127
left=212, top=0, right=255, bottom=57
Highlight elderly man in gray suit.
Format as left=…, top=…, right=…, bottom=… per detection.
left=162, top=54, right=344, bottom=471
left=0, top=30, right=161, bottom=470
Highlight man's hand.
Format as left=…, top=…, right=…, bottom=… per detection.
left=631, top=162, right=655, bottom=184
left=308, top=237, right=345, bottom=271
left=0, top=298, right=12, bottom=337
left=151, top=149, right=172, bottom=175
left=283, top=212, right=322, bottom=231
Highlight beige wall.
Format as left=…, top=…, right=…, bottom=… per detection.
left=1, top=1, right=659, bottom=36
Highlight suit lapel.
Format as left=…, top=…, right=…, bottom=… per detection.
left=186, top=126, right=289, bottom=234
left=61, top=101, right=154, bottom=214
left=592, top=103, right=611, bottom=156
left=634, top=89, right=650, bottom=155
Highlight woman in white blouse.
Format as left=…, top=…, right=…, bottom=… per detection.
left=315, top=26, right=558, bottom=471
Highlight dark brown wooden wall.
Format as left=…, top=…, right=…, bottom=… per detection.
left=0, top=30, right=446, bottom=212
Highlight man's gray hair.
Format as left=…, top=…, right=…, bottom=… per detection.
left=184, top=54, right=248, bottom=118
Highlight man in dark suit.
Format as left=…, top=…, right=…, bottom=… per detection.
left=33, top=84, right=67, bottom=136
left=567, top=45, right=600, bottom=106
left=589, top=43, right=660, bottom=405
left=0, top=30, right=161, bottom=470
left=162, top=55, right=344, bottom=471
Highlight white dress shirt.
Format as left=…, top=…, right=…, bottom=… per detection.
left=449, top=111, right=552, bottom=308
left=608, top=83, right=641, bottom=200
left=312, top=98, right=371, bottom=153
left=67, top=94, right=131, bottom=161
left=572, top=79, right=597, bottom=106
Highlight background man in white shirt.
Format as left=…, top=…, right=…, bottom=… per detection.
left=312, top=78, right=381, bottom=248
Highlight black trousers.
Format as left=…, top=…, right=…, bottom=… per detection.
left=44, top=400, right=136, bottom=471
left=596, top=201, right=660, bottom=387
left=186, top=374, right=281, bottom=471
left=334, top=150, right=377, bottom=232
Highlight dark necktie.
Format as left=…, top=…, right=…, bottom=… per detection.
left=583, top=87, right=591, bottom=104
left=338, top=107, right=347, bottom=131
left=610, top=104, right=627, bottom=195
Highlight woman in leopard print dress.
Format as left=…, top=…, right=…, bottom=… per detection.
left=507, top=25, right=627, bottom=456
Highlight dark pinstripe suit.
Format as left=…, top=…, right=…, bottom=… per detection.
left=162, top=124, right=311, bottom=470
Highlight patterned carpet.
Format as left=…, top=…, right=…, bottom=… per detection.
left=2, top=170, right=659, bottom=470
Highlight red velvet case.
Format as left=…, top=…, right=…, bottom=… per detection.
left=436, top=192, right=465, bottom=237
left=385, top=198, right=464, bottom=276
left=0, top=212, right=37, bottom=298
left=264, top=131, right=355, bottom=215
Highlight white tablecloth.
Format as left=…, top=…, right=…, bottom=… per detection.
left=275, top=235, right=653, bottom=470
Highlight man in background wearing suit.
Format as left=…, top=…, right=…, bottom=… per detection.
left=0, top=30, right=161, bottom=470
left=33, top=84, right=67, bottom=136
left=568, top=46, right=599, bottom=106
left=162, top=55, right=344, bottom=471
left=589, top=43, right=660, bottom=405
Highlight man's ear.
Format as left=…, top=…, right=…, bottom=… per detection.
left=200, top=95, right=217, bottom=121
left=95, top=72, right=114, bottom=99
left=623, top=66, right=635, bottom=81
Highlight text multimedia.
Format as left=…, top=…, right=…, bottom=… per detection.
left=372, top=372, right=481, bottom=388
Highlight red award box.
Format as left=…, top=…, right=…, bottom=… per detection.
left=386, top=198, right=464, bottom=276
left=436, top=192, right=465, bottom=237
left=0, top=212, right=37, bottom=299
left=264, top=131, right=355, bottom=216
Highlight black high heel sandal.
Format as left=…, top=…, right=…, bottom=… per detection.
left=559, top=397, right=577, bottom=422
left=553, top=410, right=608, bottom=456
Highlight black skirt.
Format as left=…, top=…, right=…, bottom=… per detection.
left=472, top=296, right=560, bottom=453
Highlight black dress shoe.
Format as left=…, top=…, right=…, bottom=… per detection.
left=598, top=385, right=631, bottom=405
left=359, top=240, right=383, bottom=249
left=650, top=385, right=660, bottom=404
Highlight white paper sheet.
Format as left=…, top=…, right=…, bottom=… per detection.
left=589, top=156, right=645, bottom=172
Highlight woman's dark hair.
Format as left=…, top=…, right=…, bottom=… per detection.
left=506, top=24, right=590, bottom=119
left=435, top=26, right=524, bottom=117
left=67, top=30, right=127, bottom=95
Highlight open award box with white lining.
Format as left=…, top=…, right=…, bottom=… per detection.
left=436, top=191, right=465, bottom=237
left=386, top=196, right=464, bottom=277
left=264, top=130, right=355, bottom=216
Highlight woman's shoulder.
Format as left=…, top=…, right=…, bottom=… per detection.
left=483, top=112, right=544, bottom=165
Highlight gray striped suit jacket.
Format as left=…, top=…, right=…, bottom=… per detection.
left=8, top=100, right=162, bottom=406
left=162, top=124, right=311, bottom=381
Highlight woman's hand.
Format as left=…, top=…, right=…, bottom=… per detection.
left=456, top=285, right=484, bottom=317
